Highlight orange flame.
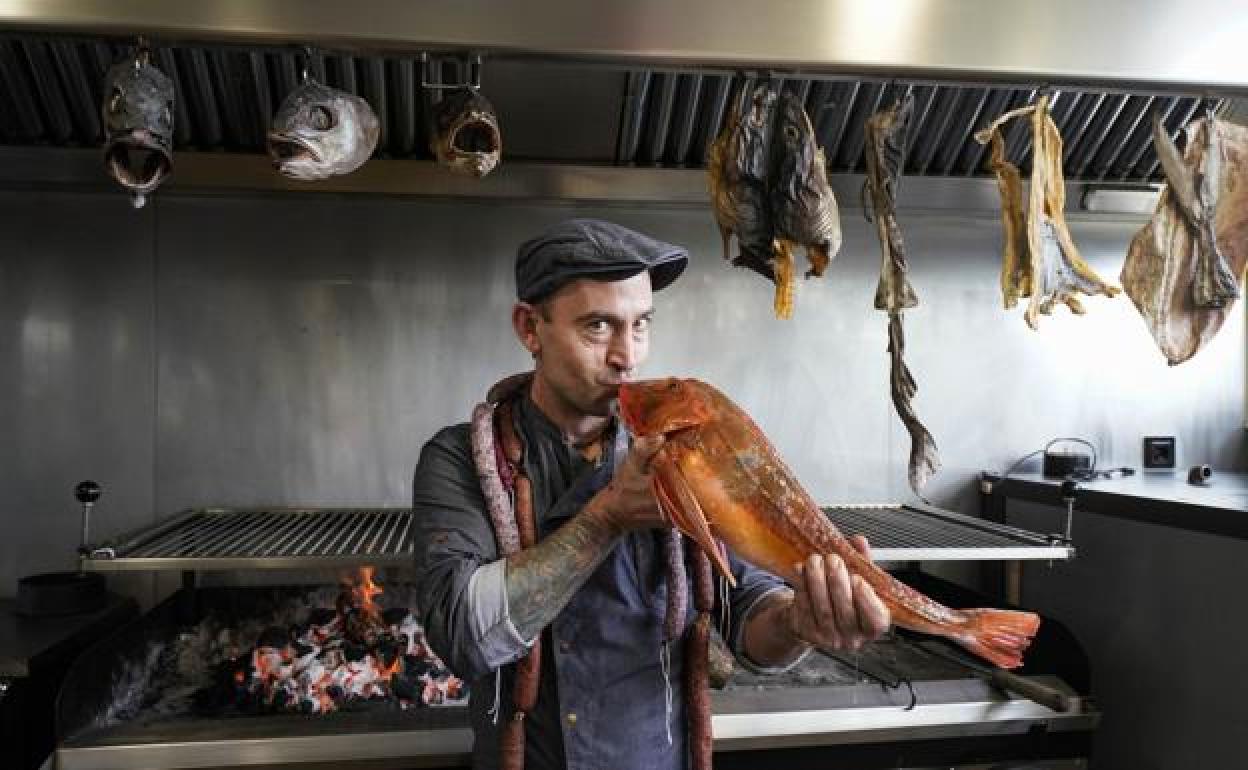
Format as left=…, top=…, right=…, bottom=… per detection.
left=352, top=566, right=384, bottom=624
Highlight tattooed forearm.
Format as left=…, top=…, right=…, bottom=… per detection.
left=504, top=494, right=623, bottom=640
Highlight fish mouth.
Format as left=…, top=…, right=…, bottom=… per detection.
left=444, top=115, right=500, bottom=177
left=266, top=131, right=322, bottom=170
left=103, top=129, right=172, bottom=195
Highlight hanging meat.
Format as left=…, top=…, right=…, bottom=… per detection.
left=707, top=82, right=842, bottom=318
left=863, top=92, right=940, bottom=496
left=1120, top=113, right=1248, bottom=364
left=974, top=94, right=1121, bottom=329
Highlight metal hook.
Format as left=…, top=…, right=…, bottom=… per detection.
left=134, top=35, right=150, bottom=69
left=420, top=52, right=483, bottom=91
left=300, top=45, right=313, bottom=83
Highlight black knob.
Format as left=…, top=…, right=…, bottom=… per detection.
left=1060, top=480, right=1078, bottom=501
left=75, top=480, right=101, bottom=503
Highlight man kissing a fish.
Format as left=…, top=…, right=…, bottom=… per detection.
left=411, top=218, right=889, bottom=770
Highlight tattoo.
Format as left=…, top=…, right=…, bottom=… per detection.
left=504, top=498, right=621, bottom=640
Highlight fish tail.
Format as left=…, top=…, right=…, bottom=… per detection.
left=952, top=608, right=1041, bottom=669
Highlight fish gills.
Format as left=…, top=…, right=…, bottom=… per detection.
left=1121, top=116, right=1248, bottom=364
left=619, top=378, right=1039, bottom=669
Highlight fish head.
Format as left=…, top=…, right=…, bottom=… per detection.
left=101, top=58, right=175, bottom=201
left=617, top=378, right=714, bottom=438
left=429, top=88, right=501, bottom=178
left=267, top=79, right=380, bottom=181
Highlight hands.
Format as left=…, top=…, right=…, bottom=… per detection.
left=587, top=435, right=669, bottom=535
left=784, top=536, right=890, bottom=652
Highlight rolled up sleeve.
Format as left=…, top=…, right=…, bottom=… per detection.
left=722, top=552, right=811, bottom=675
left=411, top=424, right=531, bottom=682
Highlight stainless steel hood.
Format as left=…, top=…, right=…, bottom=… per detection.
left=3, top=0, right=1248, bottom=92
left=0, top=1, right=1244, bottom=194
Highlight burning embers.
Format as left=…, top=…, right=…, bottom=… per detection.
left=195, top=569, right=465, bottom=715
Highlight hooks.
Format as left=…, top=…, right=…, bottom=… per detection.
left=300, top=45, right=314, bottom=84
left=420, top=53, right=483, bottom=91
left=133, top=35, right=151, bottom=69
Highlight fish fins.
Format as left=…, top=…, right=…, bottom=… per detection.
left=953, top=608, right=1041, bottom=670
left=652, top=462, right=737, bottom=588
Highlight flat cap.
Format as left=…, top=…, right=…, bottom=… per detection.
left=515, top=218, right=689, bottom=303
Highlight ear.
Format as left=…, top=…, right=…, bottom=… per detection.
left=512, top=302, right=541, bottom=357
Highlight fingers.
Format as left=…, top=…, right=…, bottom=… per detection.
left=790, top=553, right=890, bottom=652
left=849, top=534, right=872, bottom=561
left=823, top=554, right=855, bottom=646
left=852, top=575, right=891, bottom=639
left=801, top=554, right=838, bottom=648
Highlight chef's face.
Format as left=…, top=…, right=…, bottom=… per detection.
left=516, top=272, right=654, bottom=418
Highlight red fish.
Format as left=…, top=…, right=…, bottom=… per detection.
left=618, top=378, right=1040, bottom=669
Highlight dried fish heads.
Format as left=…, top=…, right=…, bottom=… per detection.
left=1121, top=116, right=1248, bottom=364
left=101, top=52, right=175, bottom=208
left=769, top=90, right=843, bottom=317
left=974, top=95, right=1120, bottom=329
left=267, top=78, right=380, bottom=181
left=429, top=88, right=502, bottom=178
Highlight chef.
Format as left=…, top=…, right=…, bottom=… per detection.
left=412, top=218, right=889, bottom=770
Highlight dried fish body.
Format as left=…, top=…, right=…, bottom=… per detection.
left=101, top=51, right=175, bottom=208
left=974, top=95, right=1120, bottom=329
left=1121, top=117, right=1248, bottom=364
left=707, top=82, right=778, bottom=279
left=769, top=90, right=843, bottom=317
left=428, top=87, right=502, bottom=178
left=267, top=78, right=380, bottom=181
left=864, top=94, right=919, bottom=313
left=863, top=93, right=940, bottom=496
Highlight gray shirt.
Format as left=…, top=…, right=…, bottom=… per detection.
left=411, top=392, right=791, bottom=769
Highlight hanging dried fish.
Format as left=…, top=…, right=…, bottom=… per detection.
left=1120, top=114, right=1248, bottom=364
left=101, top=44, right=175, bottom=208
left=428, top=87, right=502, bottom=178
left=707, top=83, right=842, bottom=318
left=768, top=90, right=843, bottom=318
left=267, top=77, right=380, bottom=181
left=863, top=92, right=940, bottom=496
left=708, top=83, right=778, bottom=280
left=974, top=94, right=1121, bottom=329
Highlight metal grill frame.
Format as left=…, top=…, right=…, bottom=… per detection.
left=823, top=502, right=1074, bottom=562
left=83, top=507, right=416, bottom=571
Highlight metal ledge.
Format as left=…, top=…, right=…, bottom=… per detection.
left=0, top=146, right=1155, bottom=218
left=56, top=678, right=1096, bottom=769
left=2, top=0, right=1248, bottom=94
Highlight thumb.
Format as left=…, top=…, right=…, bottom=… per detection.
left=631, top=434, right=665, bottom=465
left=849, top=534, right=872, bottom=560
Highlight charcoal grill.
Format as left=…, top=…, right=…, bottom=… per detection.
left=56, top=504, right=1092, bottom=769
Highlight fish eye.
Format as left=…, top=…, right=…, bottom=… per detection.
left=108, top=88, right=122, bottom=113
left=310, top=105, right=335, bottom=131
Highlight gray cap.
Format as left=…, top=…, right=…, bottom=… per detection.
left=515, top=218, right=689, bottom=303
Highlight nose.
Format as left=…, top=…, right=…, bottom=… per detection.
left=606, top=328, right=639, bottom=373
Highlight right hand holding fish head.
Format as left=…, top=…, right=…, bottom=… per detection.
left=590, top=435, right=668, bottom=535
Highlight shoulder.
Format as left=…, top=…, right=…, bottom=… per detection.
left=413, top=423, right=477, bottom=493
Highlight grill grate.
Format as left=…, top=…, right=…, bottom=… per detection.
left=85, top=508, right=415, bottom=570
left=823, top=503, right=1071, bottom=561
left=84, top=502, right=1069, bottom=572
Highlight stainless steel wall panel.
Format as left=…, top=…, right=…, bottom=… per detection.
left=1, top=188, right=1245, bottom=601
left=0, top=190, right=156, bottom=599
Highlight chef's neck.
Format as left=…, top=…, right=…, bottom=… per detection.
left=528, top=375, right=611, bottom=449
